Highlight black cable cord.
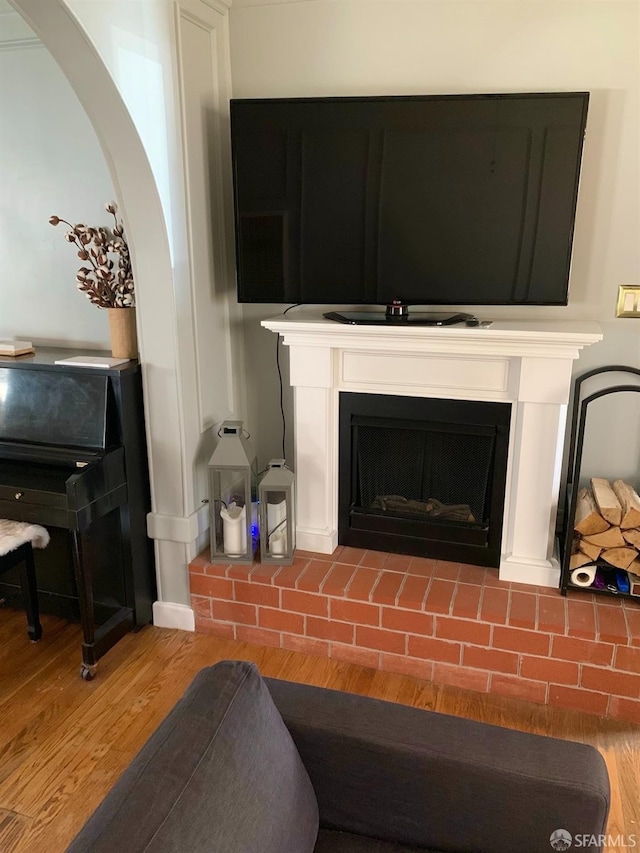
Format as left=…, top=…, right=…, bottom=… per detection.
left=276, top=334, right=286, bottom=459
left=276, top=303, right=302, bottom=459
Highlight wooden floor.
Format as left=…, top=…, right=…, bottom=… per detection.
left=1, top=608, right=639, bottom=853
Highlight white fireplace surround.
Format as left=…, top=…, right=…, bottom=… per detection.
left=263, top=313, right=602, bottom=588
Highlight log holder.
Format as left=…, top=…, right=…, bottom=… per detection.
left=560, top=364, right=640, bottom=600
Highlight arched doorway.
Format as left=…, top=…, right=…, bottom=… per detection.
left=8, top=0, right=194, bottom=621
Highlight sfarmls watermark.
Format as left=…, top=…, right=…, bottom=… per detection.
left=550, top=830, right=637, bottom=850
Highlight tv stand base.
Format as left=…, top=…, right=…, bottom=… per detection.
left=323, top=308, right=477, bottom=326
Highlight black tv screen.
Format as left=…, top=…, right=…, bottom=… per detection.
left=230, top=93, right=589, bottom=306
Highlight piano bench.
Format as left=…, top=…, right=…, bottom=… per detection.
left=0, top=521, right=50, bottom=642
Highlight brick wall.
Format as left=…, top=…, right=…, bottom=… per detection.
left=189, top=546, right=640, bottom=724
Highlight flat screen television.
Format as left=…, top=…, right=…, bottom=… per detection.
left=230, top=93, right=589, bottom=319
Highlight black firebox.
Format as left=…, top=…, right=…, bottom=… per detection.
left=339, top=393, right=511, bottom=567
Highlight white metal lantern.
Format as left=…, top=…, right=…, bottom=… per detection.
left=258, top=459, right=296, bottom=565
left=208, top=421, right=258, bottom=564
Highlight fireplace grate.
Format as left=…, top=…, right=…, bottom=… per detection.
left=355, top=422, right=494, bottom=525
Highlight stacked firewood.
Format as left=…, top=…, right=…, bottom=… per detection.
left=571, top=478, right=640, bottom=594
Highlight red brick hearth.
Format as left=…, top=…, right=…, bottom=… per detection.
left=189, top=547, right=640, bottom=724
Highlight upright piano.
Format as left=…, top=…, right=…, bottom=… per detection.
left=0, top=349, right=156, bottom=679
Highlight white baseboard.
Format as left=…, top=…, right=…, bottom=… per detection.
left=499, top=553, right=561, bottom=589
left=152, top=601, right=195, bottom=631
left=296, top=527, right=338, bottom=555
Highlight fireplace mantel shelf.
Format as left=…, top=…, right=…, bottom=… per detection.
left=262, top=313, right=602, bottom=588
left=263, top=314, right=602, bottom=359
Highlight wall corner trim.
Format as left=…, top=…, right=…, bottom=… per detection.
left=152, top=601, right=195, bottom=631
left=147, top=503, right=209, bottom=544
left=198, top=0, right=232, bottom=14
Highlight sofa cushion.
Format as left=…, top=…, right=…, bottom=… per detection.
left=67, top=660, right=319, bottom=853
left=315, top=829, right=438, bottom=852
left=266, top=677, right=610, bottom=853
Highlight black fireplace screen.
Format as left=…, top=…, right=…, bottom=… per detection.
left=339, top=393, right=511, bottom=566
left=355, top=422, right=495, bottom=526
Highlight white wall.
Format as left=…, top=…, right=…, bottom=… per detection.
left=0, top=25, right=114, bottom=347
left=229, top=0, right=640, bottom=468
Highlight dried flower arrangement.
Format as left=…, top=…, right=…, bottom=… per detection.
left=49, top=202, right=134, bottom=308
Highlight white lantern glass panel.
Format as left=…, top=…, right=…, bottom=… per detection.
left=207, top=421, right=257, bottom=564
left=259, top=460, right=295, bottom=565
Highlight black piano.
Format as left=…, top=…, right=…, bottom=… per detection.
left=0, top=349, right=156, bottom=679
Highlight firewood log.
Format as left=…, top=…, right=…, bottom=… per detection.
left=582, top=526, right=626, bottom=548
left=573, top=488, right=609, bottom=535
left=623, top=528, right=640, bottom=549
left=601, top=547, right=638, bottom=570
left=590, top=478, right=622, bottom=527
left=570, top=553, right=593, bottom=570
left=578, top=540, right=602, bottom=561
left=612, top=480, right=640, bottom=529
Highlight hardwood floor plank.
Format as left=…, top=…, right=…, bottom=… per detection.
left=0, top=809, right=33, bottom=851
left=615, top=741, right=640, bottom=842
left=600, top=750, right=626, bottom=853
left=0, top=614, right=78, bottom=704
left=0, top=608, right=26, bottom=650
left=0, top=632, right=194, bottom=812
left=0, top=609, right=638, bottom=853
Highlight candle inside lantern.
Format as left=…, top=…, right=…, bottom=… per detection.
left=269, top=530, right=287, bottom=556
left=267, top=498, right=287, bottom=556
left=220, top=503, right=247, bottom=557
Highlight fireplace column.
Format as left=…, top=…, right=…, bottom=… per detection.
left=500, top=357, right=573, bottom=586
left=289, top=344, right=339, bottom=554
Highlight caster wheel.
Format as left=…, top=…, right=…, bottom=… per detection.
left=80, top=664, right=97, bottom=681
left=28, top=629, right=43, bottom=643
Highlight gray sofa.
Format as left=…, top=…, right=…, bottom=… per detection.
left=67, top=659, right=610, bottom=853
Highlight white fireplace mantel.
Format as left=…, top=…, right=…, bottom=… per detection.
left=262, top=313, right=602, bottom=587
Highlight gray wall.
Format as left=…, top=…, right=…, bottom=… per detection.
left=0, top=11, right=115, bottom=348
left=229, top=0, right=640, bottom=480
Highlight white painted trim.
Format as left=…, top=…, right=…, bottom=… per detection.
left=174, top=0, right=236, bottom=432
left=175, top=1, right=218, bottom=434
left=264, top=314, right=603, bottom=361
left=296, top=527, right=339, bottom=555
left=499, top=548, right=562, bottom=589
left=0, top=36, right=41, bottom=49
left=147, top=502, right=209, bottom=544
left=264, top=314, right=602, bottom=587
left=0, top=0, right=42, bottom=49
left=199, top=0, right=232, bottom=12
left=153, top=601, right=195, bottom=631
left=340, top=351, right=511, bottom=398
left=231, top=0, right=312, bottom=6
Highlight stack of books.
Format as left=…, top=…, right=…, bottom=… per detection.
left=0, top=340, right=35, bottom=357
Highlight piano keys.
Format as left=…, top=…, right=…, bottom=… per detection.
left=0, top=349, right=156, bottom=679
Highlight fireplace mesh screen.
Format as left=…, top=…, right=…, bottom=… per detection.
left=355, top=424, right=495, bottom=525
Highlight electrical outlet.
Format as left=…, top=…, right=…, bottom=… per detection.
left=616, top=285, right=640, bottom=317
